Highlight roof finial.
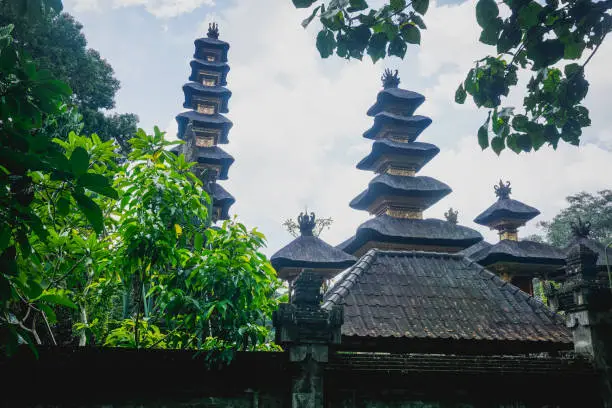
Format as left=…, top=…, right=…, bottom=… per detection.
left=381, top=69, right=400, bottom=89
left=570, top=217, right=592, bottom=238
left=444, top=207, right=459, bottom=225
left=297, top=212, right=316, bottom=236
left=207, top=22, right=219, bottom=39
left=494, top=180, right=512, bottom=200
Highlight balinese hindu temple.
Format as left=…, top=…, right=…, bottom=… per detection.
left=4, top=23, right=612, bottom=408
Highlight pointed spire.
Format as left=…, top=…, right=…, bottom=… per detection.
left=494, top=180, right=512, bottom=200
left=381, top=68, right=400, bottom=89
left=444, top=207, right=459, bottom=225
left=298, top=212, right=316, bottom=237
left=207, top=22, right=219, bottom=39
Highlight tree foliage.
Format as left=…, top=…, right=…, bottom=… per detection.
left=295, top=0, right=428, bottom=62
left=536, top=190, right=612, bottom=247
left=0, top=1, right=138, bottom=146
left=292, top=0, right=612, bottom=154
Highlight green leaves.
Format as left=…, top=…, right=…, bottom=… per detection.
left=455, top=84, right=467, bottom=104
left=478, top=124, right=489, bottom=150
left=349, top=0, right=369, bottom=12
left=455, top=0, right=604, bottom=154
left=293, top=0, right=318, bottom=7
left=316, top=29, right=336, bottom=58
left=412, top=0, right=429, bottom=15
left=78, top=173, right=118, bottom=199
left=517, top=1, right=542, bottom=29
left=295, top=0, right=428, bottom=62
left=73, top=192, right=104, bottom=234
left=400, top=23, right=421, bottom=44
left=476, top=0, right=499, bottom=29
left=367, top=32, right=388, bottom=62
left=388, top=36, right=407, bottom=58
left=70, top=147, right=89, bottom=176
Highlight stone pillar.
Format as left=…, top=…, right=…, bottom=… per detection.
left=546, top=244, right=612, bottom=407
left=273, top=271, right=343, bottom=408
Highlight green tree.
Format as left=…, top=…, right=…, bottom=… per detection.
left=0, top=1, right=138, bottom=146
left=292, top=0, right=610, bottom=154
left=0, top=23, right=119, bottom=354
left=536, top=190, right=612, bottom=247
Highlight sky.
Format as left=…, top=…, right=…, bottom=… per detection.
left=63, top=0, right=612, bottom=255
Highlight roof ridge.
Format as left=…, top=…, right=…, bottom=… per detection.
left=322, top=249, right=379, bottom=310
left=376, top=249, right=465, bottom=259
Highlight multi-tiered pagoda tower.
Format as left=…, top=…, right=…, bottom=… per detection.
left=176, top=23, right=235, bottom=222
left=339, top=70, right=482, bottom=256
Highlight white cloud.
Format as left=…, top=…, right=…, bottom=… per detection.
left=68, top=0, right=215, bottom=17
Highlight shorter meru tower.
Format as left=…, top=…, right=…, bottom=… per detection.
left=175, top=23, right=235, bottom=222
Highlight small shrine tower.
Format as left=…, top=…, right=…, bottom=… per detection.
left=271, top=212, right=356, bottom=283
left=339, top=70, right=482, bottom=256
left=471, top=180, right=566, bottom=293
left=176, top=23, right=235, bottom=222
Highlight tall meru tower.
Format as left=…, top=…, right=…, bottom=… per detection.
left=338, top=69, right=483, bottom=256
left=175, top=23, right=235, bottom=222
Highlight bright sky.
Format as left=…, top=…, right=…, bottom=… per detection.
left=63, top=0, right=612, bottom=255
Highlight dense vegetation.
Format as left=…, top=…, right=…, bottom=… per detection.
left=0, top=0, right=138, bottom=154
left=292, top=0, right=611, bottom=154
left=0, top=3, right=280, bottom=358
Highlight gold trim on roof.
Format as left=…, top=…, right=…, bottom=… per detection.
left=386, top=166, right=416, bottom=177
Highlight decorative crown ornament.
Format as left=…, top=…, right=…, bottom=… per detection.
left=381, top=69, right=400, bottom=89
left=298, top=212, right=316, bottom=236
left=444, top=207, right=459, bottom=225
left=494, top=180, right=512, bottom=200
left=207, top=22, right=220, bottom=39
left=570, top=217, right=592, bottom=238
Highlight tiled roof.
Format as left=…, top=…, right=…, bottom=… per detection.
left=459, top=240, right=492, bottom=259
left=322, top=250, right=571, bottom=350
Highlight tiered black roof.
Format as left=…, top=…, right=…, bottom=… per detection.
left=357, top=140, right=439, bottom=173
left=341, top=71, right=482, bottom=255
left=469, top=240, right=566, bottom=267
left=271, top=213, right=356, bottom=280
left=349, top=174, right=451, bottom=211
left=211, top=183, right=235, bottom=220
left=176, top=23, right=235, bottom=221
left=322, top=250, right=571, bottom=353
left=471, top=181, right=569, bottom=284
left=194, top=146, right=234, bottom=180
left=189, top=59, right=230, bottom=85
left=363, top=113, right=432, bottom=140
left=182, top=82, right=232, bottom=112
left=474, top=180, right=540, bottom=227
left=338, top=216, right=483, bottom=255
